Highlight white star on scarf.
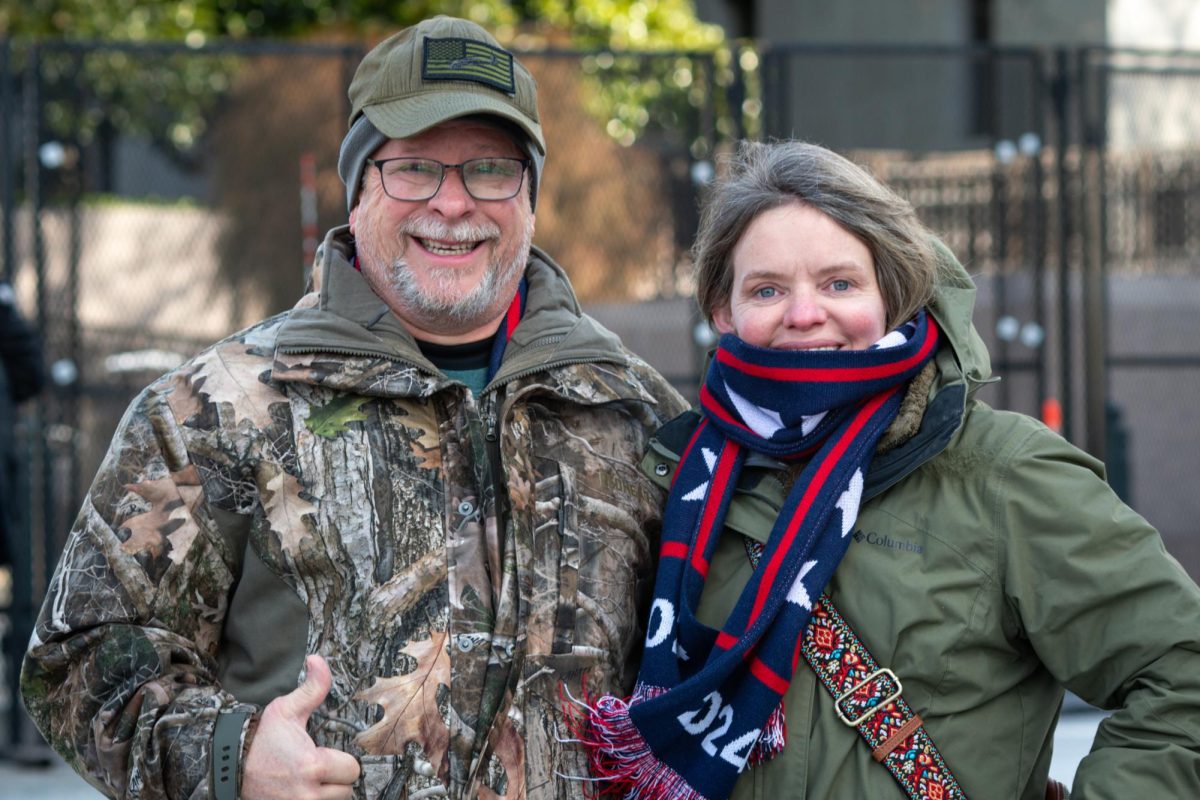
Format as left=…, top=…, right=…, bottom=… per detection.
left=800, top=410, right=827, bottom=436
left=875, top=329, right=908, bottom=349
left=726, top=381, right=826, bottom=439
left=835, top=469, right=864, bottom=537
left=682, top=447, right=719, bottom=501
left=786, top=559, right=819, bottom=610
left=726, top=381, right=785, bottom=438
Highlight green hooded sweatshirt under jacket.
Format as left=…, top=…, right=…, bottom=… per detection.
left=640, top=245, right=1200, bottom=800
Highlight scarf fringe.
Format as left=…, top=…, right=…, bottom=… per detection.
left=565, top=687, right=710, bottom=800
left=747, top=702, right=786, bottom=766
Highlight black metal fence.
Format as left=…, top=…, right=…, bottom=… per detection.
left=3, top=36, right=1200, bottom=747
left=1079, top=47, right=1200, bottom=571
left=0, top=41, right=729, bottom=746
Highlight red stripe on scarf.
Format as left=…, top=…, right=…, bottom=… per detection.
left=747, top=388, right=898, bottom=625
left=716, top=322, right=939, bottom=383
left=504, top=289, right=522, bottom=338
left=716, top=631, right=737, bottom=650
left=750, top=656, right=790, bottom=696
left=661, top=541, right=689, bottom=560
left=690, top=442, right=741, bottom=580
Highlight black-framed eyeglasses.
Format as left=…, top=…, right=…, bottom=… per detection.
left=368, top=157, right=529, bottom=202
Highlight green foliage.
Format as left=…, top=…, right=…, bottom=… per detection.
left=0, top=1, right=720, bottom=45
left=305, top=395, right=372, bottom=439
left=1, top=0, right=727, bottom=150
left=2, top=1, right=218, bottom=41
left=528, top=0, right=722, bottom=50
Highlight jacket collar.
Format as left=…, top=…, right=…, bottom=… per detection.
left=926, top=238, right=994, bottom=401
left=269, top=226, right=640, bottom=401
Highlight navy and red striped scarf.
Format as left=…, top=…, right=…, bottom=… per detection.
left=579, top=311, right=940, bottom=800
left=487, top=276, right=527, bottom=379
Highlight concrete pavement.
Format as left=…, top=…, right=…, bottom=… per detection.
left=0, top=752, right=101, bottom=799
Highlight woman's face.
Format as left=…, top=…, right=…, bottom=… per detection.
left=712, top=201, right=888, bottom=352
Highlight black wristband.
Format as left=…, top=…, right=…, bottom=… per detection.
left=212, top=709, right=251, bottom=800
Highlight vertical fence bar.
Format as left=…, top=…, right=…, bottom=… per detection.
left=992, top=151, right=1012, bottom=409
left=1032, top=50, right=1050, bottom=419
left=23, top=44, right=50, bottom=625
left=1079, top=48, right=1108, bottom=462
left=64, top=45, right=84, bottom=523
left=1052, top=48, right=1074, bottom=443
left=0, top=36, right=17, bottom=754
left=762, top=48, right=781, bottom=139
left=1, top=38, right=12, bottom=284
left=726, top=43, right=746, bottom=142
left=5, top=41, right=45, bottom=757
left=1093, top=51, right=1121, bottom=498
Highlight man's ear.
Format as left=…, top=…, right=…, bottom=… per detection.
left=348, top=205, right=359, bottom=235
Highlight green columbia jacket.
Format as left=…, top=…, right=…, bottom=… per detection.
left=22, top=226, right=688, bottom=800
left=641, top=247, right=1200, bottom=800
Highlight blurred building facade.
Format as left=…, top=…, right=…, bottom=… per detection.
left=698, top=0, right=1200, bottom=151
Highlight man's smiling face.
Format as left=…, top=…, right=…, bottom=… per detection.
left=350, top=118, right=534, bottom=344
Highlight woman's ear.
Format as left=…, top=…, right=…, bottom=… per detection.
left=711, top=304, right=735, bottom=336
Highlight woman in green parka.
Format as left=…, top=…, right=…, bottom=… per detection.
left=579, top=141, right=1200, bottom=800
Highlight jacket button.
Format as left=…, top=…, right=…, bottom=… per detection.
left=457, top=501, right=474, bottom=516
left=654, top=463, right=670, bottom=476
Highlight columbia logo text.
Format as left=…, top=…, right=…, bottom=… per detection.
left=852, top=529, right=923, bottom=554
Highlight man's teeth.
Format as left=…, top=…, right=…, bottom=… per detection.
left=420, top=238, right=476, bottom=255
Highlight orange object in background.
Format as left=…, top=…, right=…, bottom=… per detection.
left=1042, top=397, right=1063, bottom=433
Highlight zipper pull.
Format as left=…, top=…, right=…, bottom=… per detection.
left=483, top=396, right=499, bottom=442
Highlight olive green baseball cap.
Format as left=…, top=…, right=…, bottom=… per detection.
left=349, top=16, right=543, bottom=150
left=341, top=16, right=545, bottom=210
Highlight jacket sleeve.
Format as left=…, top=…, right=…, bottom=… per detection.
left=21, top=377, right=259, bottom=800
left=999, top=424, right=1200, bottom=798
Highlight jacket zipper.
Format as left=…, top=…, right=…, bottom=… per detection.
left=279, top=344, right=628, bottom=422
left=276, top=343, right=418, bottom=362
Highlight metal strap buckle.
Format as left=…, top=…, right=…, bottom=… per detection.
left=835, top=668, right=903, bottom=727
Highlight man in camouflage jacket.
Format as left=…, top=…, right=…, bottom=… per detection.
left=22, top=16, right=686, bottom=800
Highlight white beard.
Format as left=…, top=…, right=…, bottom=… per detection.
left=356, top=204, right=534, bottom=336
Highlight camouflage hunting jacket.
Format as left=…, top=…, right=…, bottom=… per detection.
left=22, top=227, right=688, bottom=800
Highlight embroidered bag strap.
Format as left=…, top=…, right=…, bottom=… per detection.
left=802, top=594, right=968, bottom=800
left=744, top=538, right=968, bottom=800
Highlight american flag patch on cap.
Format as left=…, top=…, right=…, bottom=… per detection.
left=422, top=37, right=516, bottom=94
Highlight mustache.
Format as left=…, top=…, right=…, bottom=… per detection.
left=398, top=216, right=500, bottom=243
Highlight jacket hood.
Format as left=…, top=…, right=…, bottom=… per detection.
left=272, top=225, right=631, bottom=388
left=850, top=238, right=993, bottom=498
left=926, top=238, right=993, bottom=397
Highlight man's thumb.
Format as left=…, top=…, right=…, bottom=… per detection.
left=283, top=654, right=332, bottom=721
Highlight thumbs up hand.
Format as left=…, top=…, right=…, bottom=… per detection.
left=241, top=654, right=361, bottom=800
